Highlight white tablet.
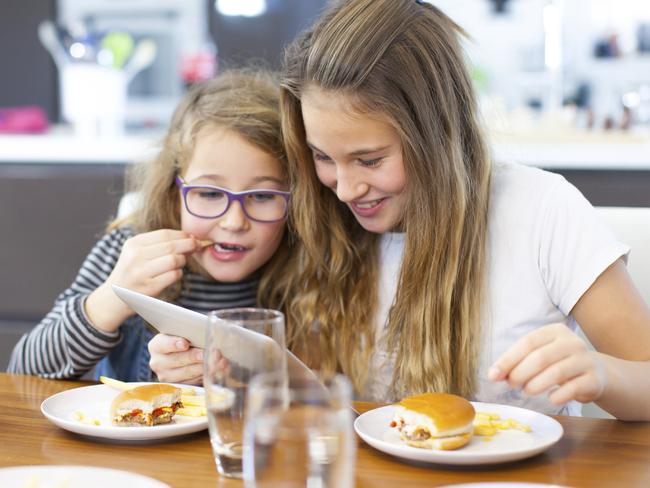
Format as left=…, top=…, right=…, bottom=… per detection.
left=112, top=284, right=317, bottom=379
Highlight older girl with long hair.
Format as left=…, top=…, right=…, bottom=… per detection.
left=280, top=0, right=650, bottom=419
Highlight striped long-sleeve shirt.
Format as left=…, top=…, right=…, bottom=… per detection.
left=7, top=227, right=258, bottom=381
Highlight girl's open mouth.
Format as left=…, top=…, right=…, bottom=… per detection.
left=207, top=242, right=250, bottom=262
left=351, top=198, right=387, bottom=217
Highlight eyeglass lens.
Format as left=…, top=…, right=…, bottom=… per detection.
left=185, top=187, right=287, bottom=221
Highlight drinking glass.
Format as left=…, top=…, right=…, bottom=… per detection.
left=204, top=308, right=287, bottom=479
left=243, top=371, right=356, bottom=488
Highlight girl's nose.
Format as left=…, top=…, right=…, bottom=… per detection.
left=335, top=166, right=369, bottom=202
left=218, top=201, right=250, bottom=232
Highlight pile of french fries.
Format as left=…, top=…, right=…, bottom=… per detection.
left=473, top=411, right=532, bottom=438
left=99, top=376, right=207, bottom=417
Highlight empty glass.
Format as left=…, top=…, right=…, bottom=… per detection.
left=204, top=308, right=287, bottom=479
left=243, top=371, right=355, bottom=488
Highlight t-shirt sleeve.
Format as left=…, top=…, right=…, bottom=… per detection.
left=537, top=177, right=630, bottom=315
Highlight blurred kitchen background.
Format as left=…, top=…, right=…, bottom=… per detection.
left=1, top=0, right=650, bottom=367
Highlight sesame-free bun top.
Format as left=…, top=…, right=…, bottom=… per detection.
left=399, top=392, right=475, bottom=433
left=110, top=383, right=181, bottom=416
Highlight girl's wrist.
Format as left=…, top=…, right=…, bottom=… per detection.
left=85, top=283, right=134, bottom=333
left=590, top=351, right=610, bottom=402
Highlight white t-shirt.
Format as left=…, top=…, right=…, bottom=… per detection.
left=362, top=162, right=629, bottom=416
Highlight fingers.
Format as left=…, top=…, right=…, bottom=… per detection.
left=133, top=229, right=192, bottom=246
left=148, top=333, right=190, bottom=354
left=488, top=323, right=605, bottom=404
left=519, top=355, right=586, bottom=397
left=121, top=230, right=198, bottom=265
left=205, top=348, right=231, bottom=379
left=156, top=362, right=204, bottom=384
left=546, top=371, right=605, bottom=405
left=500, top=338, right=577, bottom=391
left=148, top=334, right=205, bottom=384
left=488, top=324, right=561, bottom=382
left=109, top=229, right=200, bottom=297
left=139, top=237, right=198, bottom=260
left=179, top=374, right=204, bottom=386
left=146, top=268, right=184, bottom=291
left=136, top=252, right=187, bottom=279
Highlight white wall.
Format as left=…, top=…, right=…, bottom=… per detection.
left=431, top=0, right=650, bottom=122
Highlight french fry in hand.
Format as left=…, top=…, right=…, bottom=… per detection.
left=99, top=376, right=132, bottom=391
left=176, top=405, right=207, bottom=417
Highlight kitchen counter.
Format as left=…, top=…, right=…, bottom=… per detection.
left=492, top=139, right=650, bottom=170
left=0, top=127, right=162, bottom=164
left=487, top=130, right=650, bottom=206
left=2, top=127, right=650, bottom=169
left=489, top=128, right=650, bottom=170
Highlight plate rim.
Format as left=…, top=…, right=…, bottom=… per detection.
left=0, top=464, right=170, bottom=487
left=353, top=401, right=564, bottom=466
left=40, top=382, right=207, bottom=441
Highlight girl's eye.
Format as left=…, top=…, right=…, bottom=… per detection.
left=249, top=192, right=275, bottom=202
left=313, top=152, right=331, bottom=162
left=359, top=157, right=382, bottom=167
left=197, top=189, right=225, bottom=200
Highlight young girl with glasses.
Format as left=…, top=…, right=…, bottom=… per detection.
left=280, top=0, right=650, bottom=419
left=9, top=70, right=297, bottom=385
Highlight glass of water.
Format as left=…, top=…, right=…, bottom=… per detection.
left=243, top=371, right=355, bottom=488
left=204, top=308, right=287, bottom=479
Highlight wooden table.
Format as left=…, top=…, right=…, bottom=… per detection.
left=1, top=373, right=649, bottom=487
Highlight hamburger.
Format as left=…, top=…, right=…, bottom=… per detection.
left=390, top=392, right=475, bottom=450
left=110, top=383, right=183, bottom=426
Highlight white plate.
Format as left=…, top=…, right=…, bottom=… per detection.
left=354, top=402, right=563, bottom=465
left=41, top=383, right=207, bottom=441
left=0, top=465, right=169, bottom=487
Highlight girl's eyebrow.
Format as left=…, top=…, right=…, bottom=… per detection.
left=306, top=141, right=390, bottom=157
left=251, top=176, right=286, bottom=185
left=190, top=174, right=286, bottom=186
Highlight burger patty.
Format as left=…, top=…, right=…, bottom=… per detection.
left=114, top=401, right=183, bottom=426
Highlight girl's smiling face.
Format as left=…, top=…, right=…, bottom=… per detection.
left=301, top=86, right=407, bottom=234
left=180, top=126, right=288, bottom=282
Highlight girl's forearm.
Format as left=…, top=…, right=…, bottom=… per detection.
left=595, top=353, right=650, bottom=421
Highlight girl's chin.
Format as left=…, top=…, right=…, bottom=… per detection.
left=356, top=219, right=400, bottom=234
left=189, top=253, right=257, bottom=283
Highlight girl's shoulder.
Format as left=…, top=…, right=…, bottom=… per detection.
left=488, top=162, right=588, bottom=230
left=490, top=162, right=574, bottom=213
left=102, top=225, right=136, bottom=243
left=91, top=226, right=136, bottom=256
left=490, top=161, right=565, bottom=199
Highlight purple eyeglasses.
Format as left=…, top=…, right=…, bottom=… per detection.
left=175, top=175, right=290, bottom=223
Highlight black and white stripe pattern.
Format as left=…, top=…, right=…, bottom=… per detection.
left=7, top=227, right=258, bottom=379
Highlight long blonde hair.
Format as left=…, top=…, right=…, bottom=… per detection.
left=112, top=69, right=296, bottom=311
left=281, top=0, right=491, bottom=398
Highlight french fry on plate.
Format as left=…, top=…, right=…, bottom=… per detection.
left=99, top=376, right=131, bottom=391
left=473, top=411, right=532, bottom=437
left=73, top=410, right=101, bottom=426
left=176, top=405, right=207, bottom=417
left=180, top=394, right=205, bottom=407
